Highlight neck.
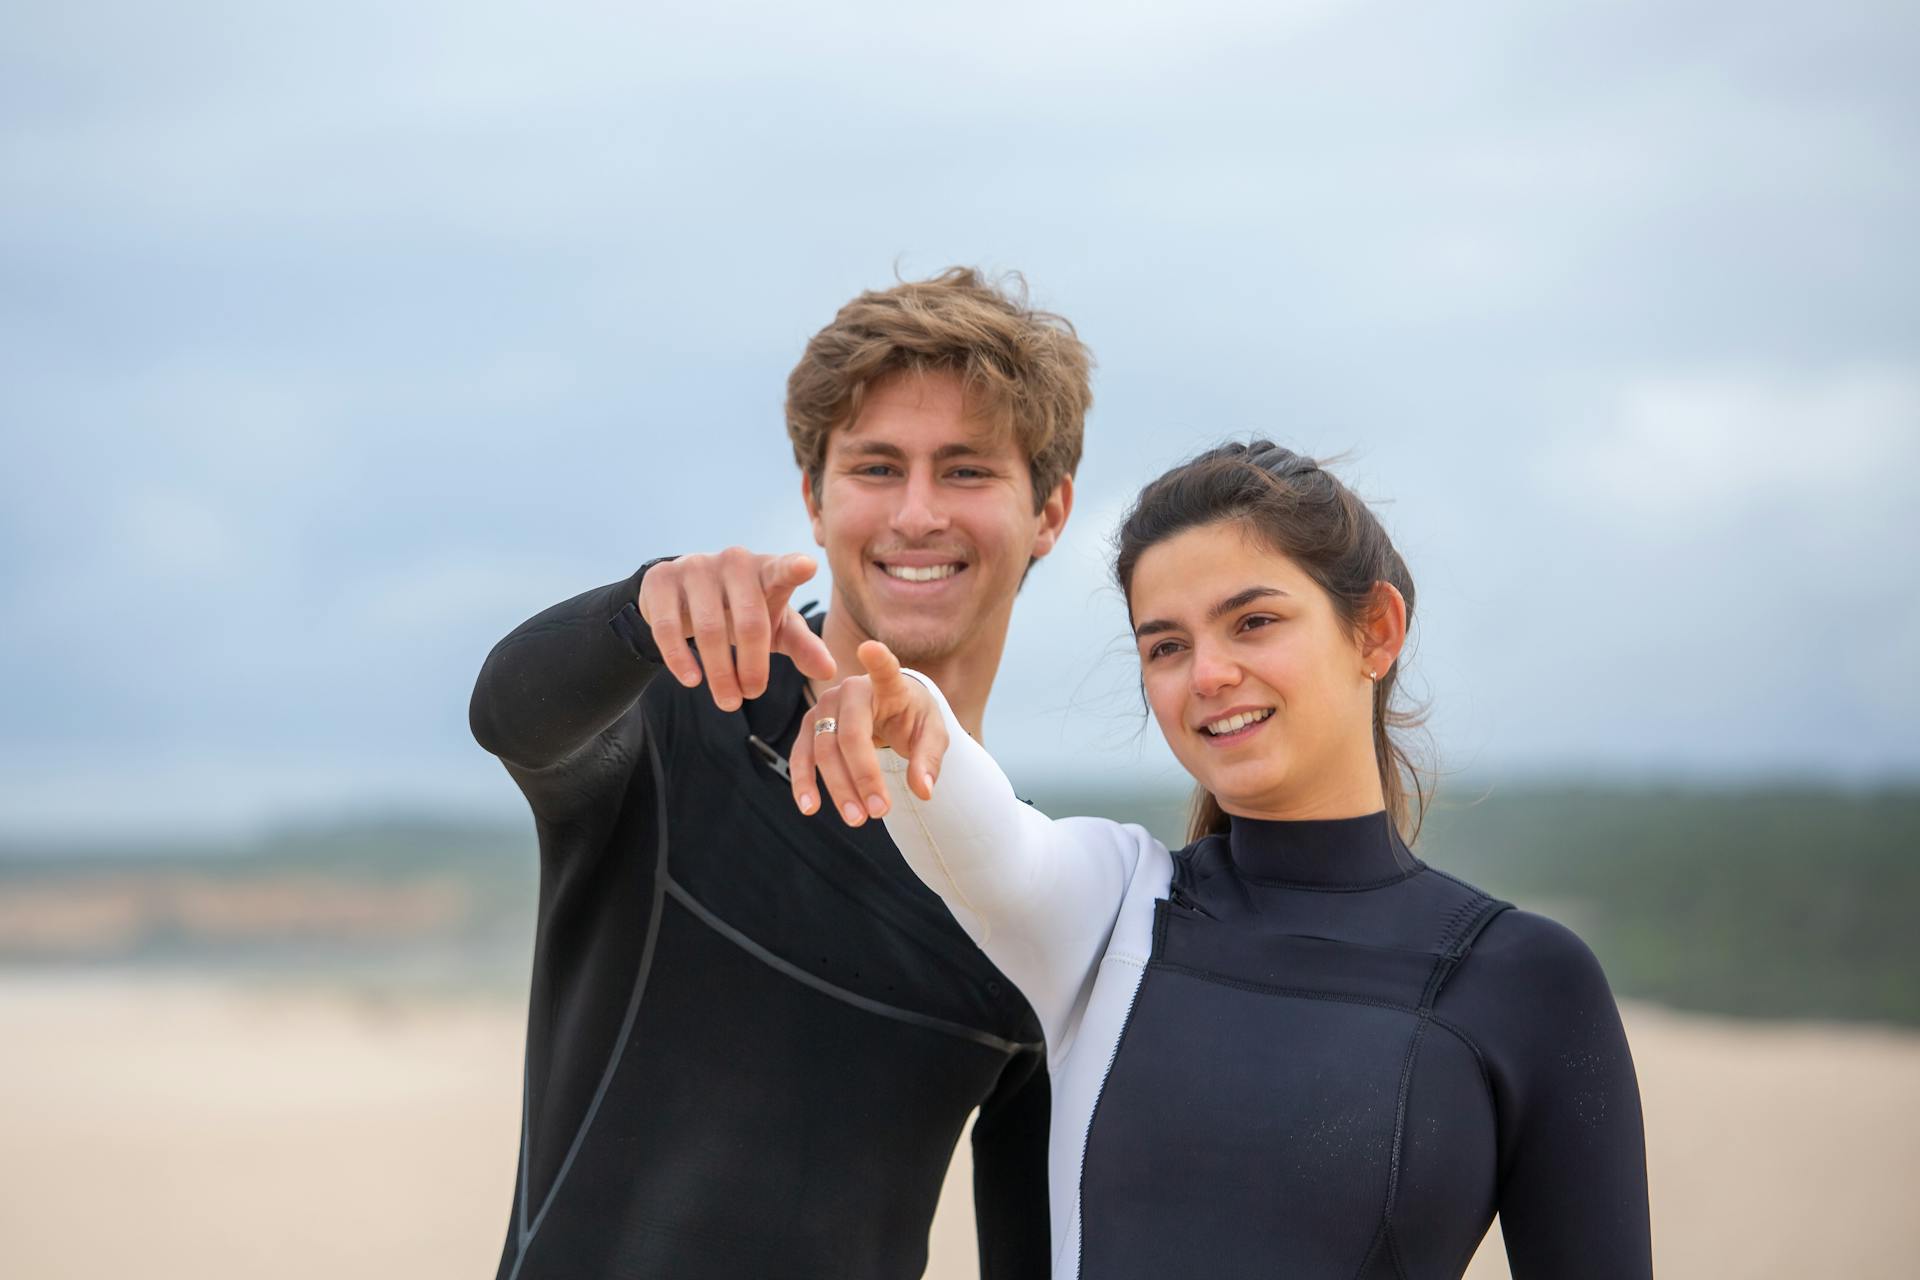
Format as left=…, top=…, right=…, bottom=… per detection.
left=1221, top=734, right=1387, bottom=823
left=815, top=600, right=1009, bottom=742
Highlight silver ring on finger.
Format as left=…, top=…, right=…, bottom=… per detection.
left=812, top=717, right=838, bottom=736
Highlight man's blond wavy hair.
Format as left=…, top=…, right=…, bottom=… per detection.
left=785, top=267, right=1093, bottom=511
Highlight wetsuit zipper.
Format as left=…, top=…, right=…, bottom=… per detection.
left=1075, top=957, right=1151, bottom=1280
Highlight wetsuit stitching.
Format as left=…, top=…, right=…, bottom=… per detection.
left=1075, top=944, right=1155, bottom=1280
left=1426, top=1014, right=1494, bottom=1089
left=664, top=877, right=1041, bottom=1055
left=1374, top=1012, right=1429, bottom=1280
left=1149, top=963, right=1425, bottom=1016
left=1233, top=864, right=1426, bottom=892
left=507, top=710, right=673, bottom=1280
left=901, top=790, right=994, bottom=945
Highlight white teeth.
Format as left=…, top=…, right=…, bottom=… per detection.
left=1204, top=708, right=1272, bottom=736
left=881, top=563, right=960, bottom=582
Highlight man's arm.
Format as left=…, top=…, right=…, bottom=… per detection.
left=468, top=565, right=664, bottom=776
left=969, top=1050, right=1052, bottom=1280
left=470, top=551, right=836, bottom=819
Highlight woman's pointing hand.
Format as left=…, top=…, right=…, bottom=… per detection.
left=790, top=640, right=949, bottom=825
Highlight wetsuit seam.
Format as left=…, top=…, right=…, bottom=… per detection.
left=508, top=708, right=673, bottom=1280
left=664, top=877, right=1041, bottom=1056
left=1370, top=1009, right=1430, bottom=1280
left=1075, top=951, right=1154, bottom=1280
left=1233, top=865, right=1426, bottom=892
left=1149, top=963, right=1427, bottom=1016
left=1425, top=1014, right=1494, bottom=1087
left=903, top=795, right=994, bottom=946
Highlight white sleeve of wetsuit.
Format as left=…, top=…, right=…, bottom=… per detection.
left=878, top=670, right=1156, bottom=1060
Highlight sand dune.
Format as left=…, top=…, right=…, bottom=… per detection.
left=2, top=975, right=1915, bottom=1278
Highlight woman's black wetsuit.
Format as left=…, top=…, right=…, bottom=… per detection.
left=879, top=674, right=1652, bottom=1278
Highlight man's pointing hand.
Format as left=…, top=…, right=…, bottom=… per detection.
left=638, top=549, right=837, bottom=711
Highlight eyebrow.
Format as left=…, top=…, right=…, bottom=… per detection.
left=839, top=440, right=993, bottom=463
left=1133, top=586, right=1290, bottom=638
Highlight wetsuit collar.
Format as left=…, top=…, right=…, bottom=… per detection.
left=1224, top=811, right=1419, bottom=887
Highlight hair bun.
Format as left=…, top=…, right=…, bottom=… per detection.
left=1246, top=441, right=1320, bottom=481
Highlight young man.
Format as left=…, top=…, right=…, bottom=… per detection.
left=470, top=268, right=1092, bottom=1280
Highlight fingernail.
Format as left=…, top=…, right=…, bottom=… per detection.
left=866, top=794, right=886, bottom=817
left=799, top=792, right=816, bottom=813
left=841, top=801, right=865, bottom=825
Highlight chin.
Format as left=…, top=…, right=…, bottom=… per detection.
left=872, top=623, right=967, bottom=669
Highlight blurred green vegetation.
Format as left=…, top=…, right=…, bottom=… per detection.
left=1414, top=786, right=1920, bottom=1027
left=1027, top=782, right=1920, bottom=1027
left=3, top=786, right=1916, bottom=1025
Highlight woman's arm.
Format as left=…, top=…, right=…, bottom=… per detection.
left=882, top=673, right=1147, bottom=1054
left=792, top=643, right=1153, bottom=1056
left=1441, top=910, right=1653, bottom=1278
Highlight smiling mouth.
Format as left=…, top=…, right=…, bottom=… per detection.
left=1200, top=707, right=1274, bottom=738
left=876, top=562, right=967, bottom=583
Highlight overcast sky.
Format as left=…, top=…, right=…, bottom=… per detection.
left=3, top=0, right=1916, bottom=838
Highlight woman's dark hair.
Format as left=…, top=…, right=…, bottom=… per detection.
left=1113, top=440, right=1427, bottom=845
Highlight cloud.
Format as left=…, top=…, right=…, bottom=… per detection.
left=3, top=0, right=1917, bottom=833
left=1538, top=366, right=1920, bottom=526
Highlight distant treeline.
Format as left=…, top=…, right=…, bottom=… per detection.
left=1027, top=782, right=1920, bottom=1028
left=4, top=786, right=1916, bottom=1026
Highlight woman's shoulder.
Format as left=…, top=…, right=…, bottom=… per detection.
left=1442, top=902, right=1622, bottom=1037
left=1049, top=814, right=1175, bottom=883
left=1472, top=906, right=1607, bottom=976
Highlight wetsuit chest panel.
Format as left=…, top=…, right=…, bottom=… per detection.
left=664, top=710, right=1032, bottom=1040
left=523, top=891, right=1010, bottom=1280
left=1079, top=892, right=1503, bottom=1280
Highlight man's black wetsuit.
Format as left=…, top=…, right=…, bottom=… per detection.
left=469, top=566, right=1050, bottom=1280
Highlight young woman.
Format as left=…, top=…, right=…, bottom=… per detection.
left=790, top=442, right=1653, bottom=1279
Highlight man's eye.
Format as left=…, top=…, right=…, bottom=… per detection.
left=857, top=464, right=898, bottom=478
left=949, top=467, right=990, bottom=480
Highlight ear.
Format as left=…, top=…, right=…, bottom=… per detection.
left=800, top=470, right=825, bottom=548
left=1357, top=581, right=1408, bottom=679
left=1028, top=473, right=1075, bottom=561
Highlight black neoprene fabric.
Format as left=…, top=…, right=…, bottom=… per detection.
left=470, top=568, right=1050, bottom=1280
left=1078, top=812, right=1651, bottom=1280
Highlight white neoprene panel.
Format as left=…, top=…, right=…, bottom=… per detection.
left=880, top=672, right=1174, bottom=1279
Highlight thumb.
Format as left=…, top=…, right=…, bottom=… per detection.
left=857, top=639, right=906, bottom=698
left=759, top=553, right=817, bottom=615
left=773, top=609, right=837, bottom=681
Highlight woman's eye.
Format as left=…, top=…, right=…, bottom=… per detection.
left=1239, top=614, right=1278, bottom=633
left=1146, top=639, right=1184, bottom=660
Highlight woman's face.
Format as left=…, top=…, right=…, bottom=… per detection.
left=1128, top=520, right=1389, bottom=820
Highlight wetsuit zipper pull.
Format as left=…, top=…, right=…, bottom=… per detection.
left=747, top=733, right=791, bottom=781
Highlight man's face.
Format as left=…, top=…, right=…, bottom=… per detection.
left=803, top=369, right=1070, bottom=669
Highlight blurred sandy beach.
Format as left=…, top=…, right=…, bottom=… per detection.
left=3, top=974, right=1915, bottom=1279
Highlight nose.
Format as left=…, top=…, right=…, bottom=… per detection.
left=1188, top=638, right=1241, bottom=699
left=890, top=466, right=950, bottom=541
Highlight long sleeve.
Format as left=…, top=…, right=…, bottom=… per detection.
left=880, top=671, right=1151, bottom=1058
left=968, top=1049, right=1052, bottom=1280
left=468, top=564, right=666, bottom=820
left=1439, top=910, right=1654, bottom=1278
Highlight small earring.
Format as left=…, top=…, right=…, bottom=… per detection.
left=1366, top=670, right=1377, bottom=681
